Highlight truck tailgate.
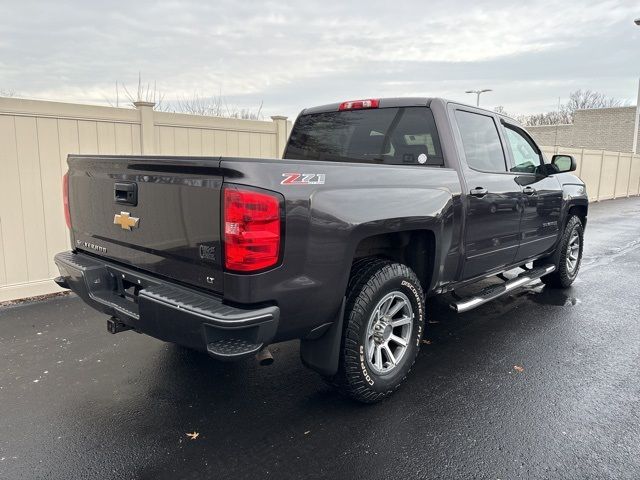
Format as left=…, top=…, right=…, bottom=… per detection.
left=67, top=155, right=224, bottom=294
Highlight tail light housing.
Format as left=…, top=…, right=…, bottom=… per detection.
left=63, top=172, right=71, bottom=229
left=338, top=99, right=379, bottom=111
left=223, top=186, right=282, bottom=272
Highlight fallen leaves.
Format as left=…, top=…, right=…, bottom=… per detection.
left=186, top=431, right=200, bottom=440
left=513, top=365, right=525, bottom=373
left=421, top=339, right=432, bottom=345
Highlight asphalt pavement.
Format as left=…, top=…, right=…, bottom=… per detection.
left=1, top=197, right=639, bottom=480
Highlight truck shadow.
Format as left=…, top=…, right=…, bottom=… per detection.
left=424, top=279, right=580, bottom=344
left=55, top=280, right=581, bottom=479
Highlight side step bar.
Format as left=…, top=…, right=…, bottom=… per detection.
left=450, top=264, right=556, bottom=313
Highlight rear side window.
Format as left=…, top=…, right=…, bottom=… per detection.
left=284, top=107, right=444, bottom=166
left=455, top=110, right=507, bottom=173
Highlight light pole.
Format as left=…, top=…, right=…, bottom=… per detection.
left=465, top=89, right=492, bottom=106
left=633, top=19, right=640, bottom=154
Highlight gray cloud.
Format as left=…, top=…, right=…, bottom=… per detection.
left=1, top=0, right=638, bottom=119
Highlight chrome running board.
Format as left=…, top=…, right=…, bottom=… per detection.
left=450, top=264, right=556, bottom=313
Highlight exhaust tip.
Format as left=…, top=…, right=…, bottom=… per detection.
left=256, top=346, right=274, bottom=366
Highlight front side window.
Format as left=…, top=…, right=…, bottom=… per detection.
left=455, top=110, right=506, bottom=173
left=503, top=124, right=543, bottom=173
left=284, top=107, right=444, bottom=166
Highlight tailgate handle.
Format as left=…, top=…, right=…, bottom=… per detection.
left=114, top=182, right=138, bottom=206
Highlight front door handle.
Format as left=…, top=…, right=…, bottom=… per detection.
left=523, top=186, right=537, bottom=196
left=470, top=187, right=488, bottom=197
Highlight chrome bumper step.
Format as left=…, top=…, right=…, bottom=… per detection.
left=450, top=264, right=556, bottom=313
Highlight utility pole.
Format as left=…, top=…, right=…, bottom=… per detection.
left=465, top=89, right=492, bottom=106
left=633, top=78, right=639, bottom=154
left=634, top=19, right=640, bottom=154
left=554, top=97, right=561, bottom=147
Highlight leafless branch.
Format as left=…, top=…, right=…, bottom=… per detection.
left=516, top=89, right=629, bottom=126
left=166, top=92, right=264, bottom=120
left=104, top=77, right=262, bottom=119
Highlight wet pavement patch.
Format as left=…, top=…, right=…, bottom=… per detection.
left=1, top=197, right=640, bottom=480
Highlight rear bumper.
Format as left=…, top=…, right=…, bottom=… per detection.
left=54, top=251, right=279, bottom=360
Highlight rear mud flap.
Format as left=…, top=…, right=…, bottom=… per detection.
left=300, top=298, right=345, bottom=376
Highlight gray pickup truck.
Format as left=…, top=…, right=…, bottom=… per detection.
left=54, top=97, right=588, bottom=402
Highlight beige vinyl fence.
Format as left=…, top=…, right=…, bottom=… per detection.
left=540, top=146, right=640, bottom=202
left=0, top=97, right=291, bottom=302
left=1, top=97, right=639, bottom=302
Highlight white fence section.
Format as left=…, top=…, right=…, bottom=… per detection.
left=540, top=146, right=640, bottom=202
left=0, top=97, right=290, bottom=302
left=0, top=96, right=638, bottom=302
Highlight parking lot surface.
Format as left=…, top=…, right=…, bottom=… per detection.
left=1, top=197, right=639, bottom=480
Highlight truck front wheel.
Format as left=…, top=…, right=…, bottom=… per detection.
left=327, top=258, right=425, bottom=403
left=537, top=215, right=584, bottom=288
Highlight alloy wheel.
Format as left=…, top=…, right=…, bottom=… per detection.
left=365, top=291, right=414, bottom=375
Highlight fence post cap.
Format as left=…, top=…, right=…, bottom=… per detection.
left=270, top=115, right=288, bottom=121
left=133, top=101, right=156, bottom=108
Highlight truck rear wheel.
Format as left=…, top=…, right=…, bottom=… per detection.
left=537, top=215, right=584, bottom=288
left=327, top=258, right=425, bottom=403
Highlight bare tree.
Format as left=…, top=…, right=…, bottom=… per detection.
left=493, top=105, right=510, bottom=116
left=517, top=89, right=629, bottom=126
left=170, top=92, right=263, bottom=120
left=565, top=89, right=625, bottom=112
left=0, top=89, right=17, bottom=97
left=517, top=110, right=572, bottom=126
left=104, top=76, right=263, bottom=120
left=104, top=74, right=165, bottom=109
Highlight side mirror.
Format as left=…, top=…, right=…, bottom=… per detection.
left=551, top=154, right=576, bottom=173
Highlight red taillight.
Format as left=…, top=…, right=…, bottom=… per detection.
left=224, top=187, right=281, bottom=272
left=338, top=99, right=379, bottom=111
left=63, top=172, right=71, bottom=229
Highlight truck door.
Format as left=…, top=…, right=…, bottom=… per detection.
left=452, top=107, right=523, bottom=280
left=499, top=121, right=562, bottom=262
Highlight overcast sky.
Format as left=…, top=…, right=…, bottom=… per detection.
left=1, top=0, right=639, bottom=119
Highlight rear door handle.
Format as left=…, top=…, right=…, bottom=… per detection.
left=470, top=187, right=488, bottom=197
left=523, top=186, right=537, bottom=196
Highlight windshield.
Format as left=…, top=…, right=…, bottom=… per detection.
left=284, top=107, right=444, bottom=166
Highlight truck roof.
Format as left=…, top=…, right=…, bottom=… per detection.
left=301, top=97, right=434, bottom=115
left=300, top=97, right=520, bottom=125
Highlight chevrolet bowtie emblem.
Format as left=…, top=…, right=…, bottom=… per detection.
left=113, top=212, right=140, bottom=231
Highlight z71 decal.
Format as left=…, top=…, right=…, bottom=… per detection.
left=281, top=173, right=326, bottom=185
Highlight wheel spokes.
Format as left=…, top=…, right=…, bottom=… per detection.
left=374, top=345, right=383, bottom=370
left=380, top=297, right=394, bottom=315
left=382, top=344, right=396, bottom=366
left=389, top=334, right=407, bottom=347
left=367, top=338, right=376, bottom=360
left=386, top=298, right=406, bottom=318
left=391, top=315, right=411, bottom=327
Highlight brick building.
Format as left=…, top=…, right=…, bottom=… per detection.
left=528, top=106, right=640, bottom=153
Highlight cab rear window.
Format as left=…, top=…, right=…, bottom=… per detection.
left=284, top=107, right=444, bottom=166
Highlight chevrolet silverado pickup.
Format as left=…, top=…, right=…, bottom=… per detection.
left=54, top=97, right=588, bottom=403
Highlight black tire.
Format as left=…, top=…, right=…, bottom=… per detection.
left=537, top=215, right=584, bottom=288
left=326, top=258, right=425, bottom=403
